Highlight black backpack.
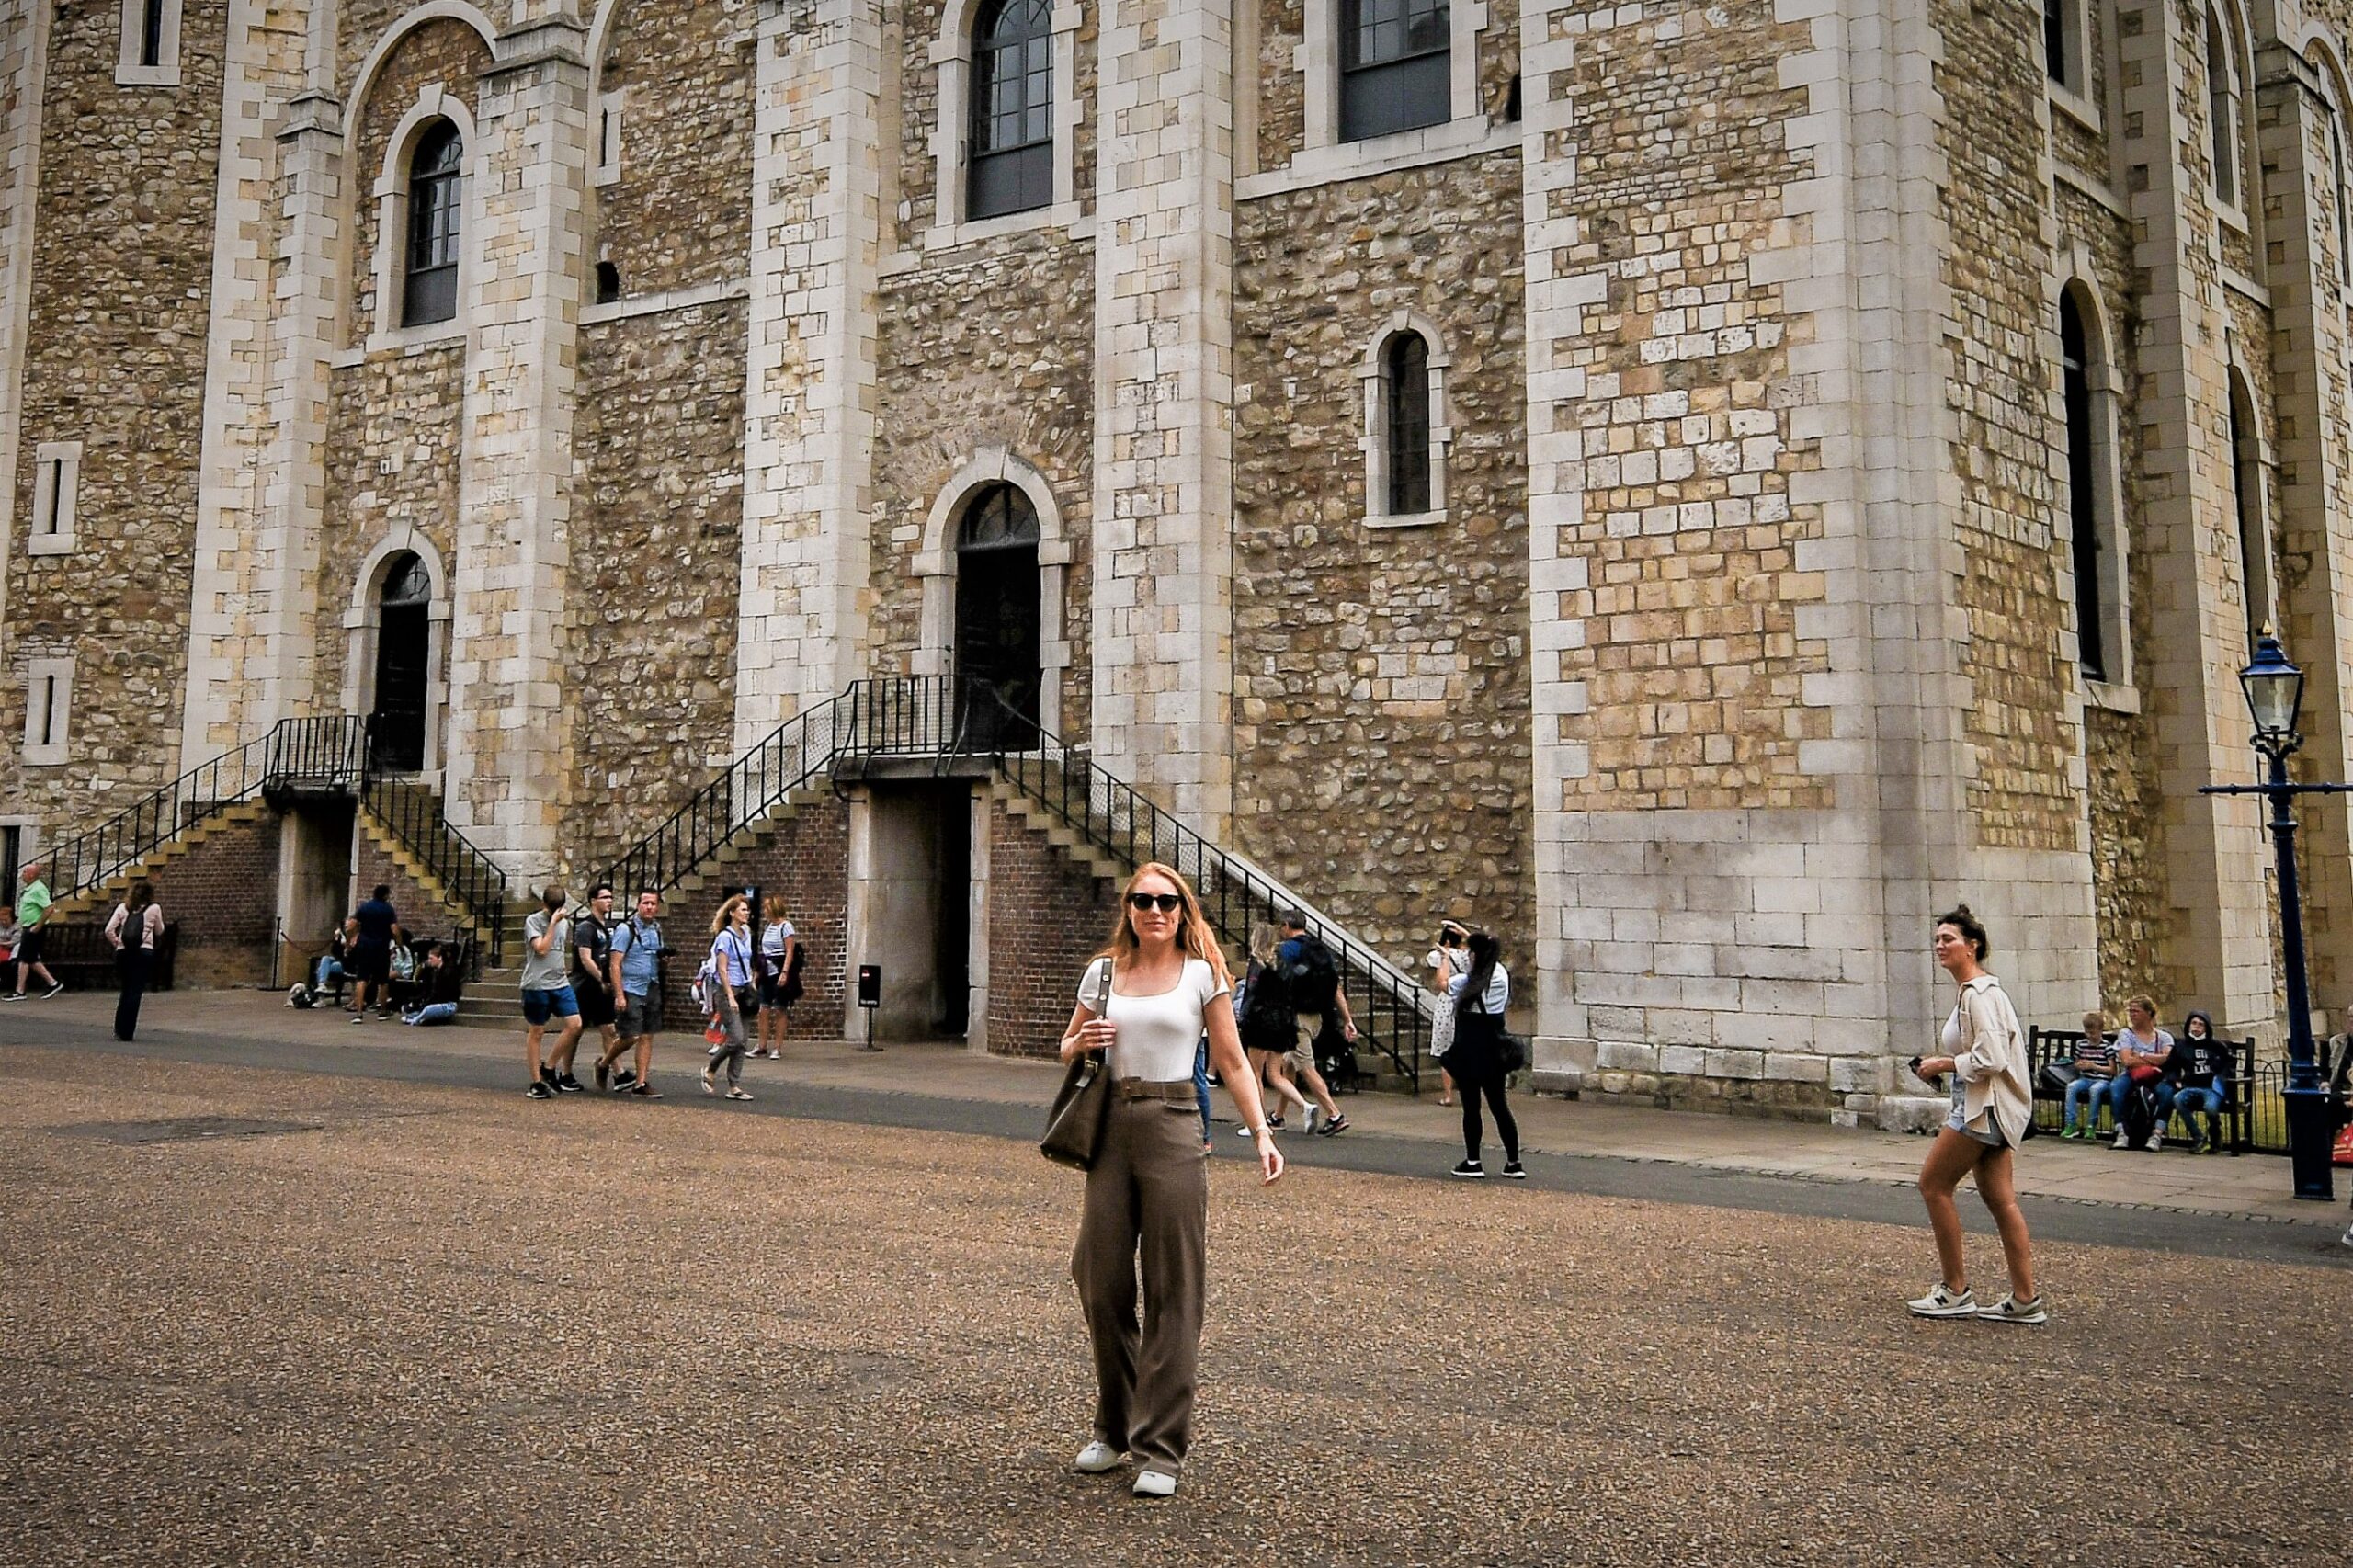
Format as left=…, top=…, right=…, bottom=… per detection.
left=2120, top=1079, right=2162, bottom=1148
left=1284, top=934, right=1341, bottom=1015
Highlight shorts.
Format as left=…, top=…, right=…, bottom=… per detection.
left=520, top=984, right=581, bottom=1027
left=620, top=985, right=663, bottom=1038
left=574, top=980, right=617, bottom=1028
left=349, top=941, right=391, bottom=983
left=756, top=971, right=782, bottom=1007
left=1946, top=1104, right=2009, bottom=1149
left=13, top=928, right=40, bottom=966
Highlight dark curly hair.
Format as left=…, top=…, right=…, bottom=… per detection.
left=1936, top=903, right=1990, bottom=961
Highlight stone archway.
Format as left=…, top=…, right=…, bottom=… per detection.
left=954, top=483, right=1042, bottom=747
left=369, top=551, right=435, bottom=772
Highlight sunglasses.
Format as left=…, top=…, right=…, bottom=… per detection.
left=1126, top=892, right=1184, bottom=914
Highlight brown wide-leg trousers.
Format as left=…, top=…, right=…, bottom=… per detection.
left=1072, top=1085, right=1209, bottom=1475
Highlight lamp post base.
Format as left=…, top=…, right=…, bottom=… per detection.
left=2281, top=1085, right=2342, bottom=1202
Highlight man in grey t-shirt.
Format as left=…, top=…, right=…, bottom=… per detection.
left=519, top=885, right=583, bottom=1099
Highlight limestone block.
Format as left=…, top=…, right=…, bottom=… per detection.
left=1762, top=1051, right=1828, bottom=1084
left=1877, top=1096, right=1948, bottom=1135
left=1658, top=1043, right=1709, bottom=1076
left=1596, top=1040, right=1658, bottom=1073
left=1706, top=1048, right=1766, bottom=1081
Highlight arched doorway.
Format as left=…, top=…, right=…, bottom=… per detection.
left=955, top=483, right=1041, bottom=747
left=369, top=551, right=433, bottom=772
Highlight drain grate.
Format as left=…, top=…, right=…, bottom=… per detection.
left=53, top=1116, right=326, bottom=1145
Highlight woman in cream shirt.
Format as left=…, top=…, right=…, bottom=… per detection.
left=1907, top=903, right=2042, bottom=1324
left=1059, top=863, right=1283, bottom=1499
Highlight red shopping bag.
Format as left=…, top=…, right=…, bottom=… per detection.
left=2332, top=1119, right=2353, bottom=1168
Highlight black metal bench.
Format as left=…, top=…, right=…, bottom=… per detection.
left=13, top=922, right=179, bottom=994
left=2024, top=1025, right=2255, bottom=1153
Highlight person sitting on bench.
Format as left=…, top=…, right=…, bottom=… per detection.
left=2165, top=1010, right=2230, bottom=1154
left=2060, top=1009, right=2116, bottom=1139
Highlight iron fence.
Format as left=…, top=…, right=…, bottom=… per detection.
left=360, top=769, right=510, bottom=969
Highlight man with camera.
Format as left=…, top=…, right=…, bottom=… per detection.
left=601, top=889, right=666, bottom=1097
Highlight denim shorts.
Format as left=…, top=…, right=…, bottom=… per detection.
left=520, top=984, right=580, bottom=1027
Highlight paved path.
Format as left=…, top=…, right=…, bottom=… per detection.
left=3, top=990, right=2347, bottom=1267
left=0, top=1006, right=2343, bottom=1564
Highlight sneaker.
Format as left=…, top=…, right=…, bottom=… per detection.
left=2060, top=1124, right=2081, bottom=1140
left=2148, top=1128, right=2163, bottom=1152
left=2341, top=1221, right=2352, bottom=1249
left=526, top=1081, right=552, bottom=1100
left=1072, top=1441, right=1125, bottom=1474
left=1266, top=1115, right=1285, bottom=1131
left=1302, top=1106, right=1321, bottom=1134
left=628, top=1083, right=663, bottom=1099
left=555, top=1074, right=585, bottom=1094
left=1318, top=1114, right=1349, bottom=1137
left=1906, top=1282, right=1977, bottom=1318
left=0, top=992, right=23, bottom=1002
left=1131, top=1471, right=1176, bottom=1499
left=724, top=1087, right=754, bottom=1101
left=2185, top=1128, right=2205, bottom=1154
left=610, top=1069, right=638, bottom=1093
left=40, top=982, right=62, bottom=998
left=1451, top=1159, right=1485, bottom=1179
left=1501, top=1161, right=1527, bottom=1179
left=1976, top=1293, right=2049, bottom=1325
left=540, top=1065, right=559, bottom=1088
left=347, top=1012, right=365, bottom=1026
left=2111, top=1129, right=2130, bottom=1150
left=1233, top=1124, right=1256, bottom=1137
left=595, top=1062, right=610, bottom=1093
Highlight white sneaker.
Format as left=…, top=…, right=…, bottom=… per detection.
left=1302, top=1106, right=1321, bottom=1134
left=1072, top=1441, right=1125, bottom=1474
left=1975, top=1292, right=2049, bottom=1325
left=2147, top=1128, right=2163, bottom=1152
left=1906, top=1282, right=1977, bottom=1318
left=2111, top=1129, right=2130, bottom=1150
left=1131, top=1470, right=1176, bottom=1498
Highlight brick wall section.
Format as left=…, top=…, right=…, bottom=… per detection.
left=1, top=0, right=229, bottom=833
left=659, top=797, right=851, bottom=1033
left=149, top=812, right=281, bottom=989
left=985, top=798, right=1121, bottom=1060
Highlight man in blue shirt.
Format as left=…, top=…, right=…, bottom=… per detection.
left=347, top=884, right=399, bottom=1021
left=599, top=890, right=665, bottom=1097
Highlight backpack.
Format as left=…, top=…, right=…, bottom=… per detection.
left=2120, top=1080, right=2162, bottom=1149
left=1237, top=961, right=1294, bottom=1051
left=1284, top=934, right=1341, bottom=1016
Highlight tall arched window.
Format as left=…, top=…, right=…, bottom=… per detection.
left=1385, top=332, right=1432, bottom=516
left=2207, top=8, right=2241, bottom=209
left=1340, top=0, right=1451, bottom=143
left=2318, top=60, right=2353, bottom=287
left=968, top=0, right=1052, bottom=221
left=2059, top=291, right=2105, bottom=682
left=2227, top=372, right=2272, bottom=642
left=403, top=122, right=462, bottom=327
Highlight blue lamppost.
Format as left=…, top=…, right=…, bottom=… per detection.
left=2201, top=632, right=2347, bottom=1200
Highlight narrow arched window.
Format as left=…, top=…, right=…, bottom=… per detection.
left=139, top=0, right=166, bottom=68
left=1340, top=0, right=1451, bottom=143
left=2228, top=374, right=2271, bottom=642
left=2059, top=292, right=2105, bottom=683
left=403, top=122, right=462, bottom=327
left=968, top=0, right=1052, bottom=221
left=2208, top=10, right=2238, bottom=208
left=2043, top=0, right=2070, bottom=89
left=1385, top=332, right=1431, bottom=516
left=2325, top=85, right=2353, bottom=286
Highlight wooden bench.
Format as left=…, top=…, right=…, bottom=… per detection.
left=12, top=922, right=179, bottom=994
left=2024, top=1025, right=2255, bottom=1153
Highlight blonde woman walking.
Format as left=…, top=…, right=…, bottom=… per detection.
left=700, top=894, right=757, bottom=1101
left=755, top=894, right=800, bottom=1058
left=1061, top=864, right=1283, bottom=1498
left=1908, top=904, right=2043, bottom=1324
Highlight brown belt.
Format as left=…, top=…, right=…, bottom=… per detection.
left=1111, top=1078, right=1198, bottom=1104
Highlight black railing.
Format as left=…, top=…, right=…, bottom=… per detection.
left=973, top=695, right=1428, bottom=1092
left=842, top=674, right=966, bottom=759
left=360, top=770, right=510, bottom=969
left=51, top=716, right=368, bottom=902
left=597, top=687, right=858, bottom=900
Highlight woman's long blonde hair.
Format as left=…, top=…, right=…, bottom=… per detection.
left=1248, top=921, right=1279, bottom=967
left=1103, top=863, right=1230, bottom=984
left=711, top=893, right=749, bottom=935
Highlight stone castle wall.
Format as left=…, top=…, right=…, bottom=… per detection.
left=591, top=0, right=754, bottom=301
left=1231, top=150, right=1532, bottom=964
left=2, top=0, right=230, bottom=829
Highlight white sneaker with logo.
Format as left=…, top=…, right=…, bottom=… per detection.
left=1072, top=1441, right=1125, bottom=1474
left=1906, top=1282, right=1977, bottom=1319
left=1975, top=1292, right=2049, bottom=1325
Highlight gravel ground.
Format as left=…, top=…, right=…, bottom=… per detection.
left=0, top=1048, right=2344, bottom=1566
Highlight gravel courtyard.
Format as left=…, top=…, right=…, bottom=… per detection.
left=1, top=1044, right=2343, bottom=1566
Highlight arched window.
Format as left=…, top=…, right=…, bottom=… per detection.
left=2208, top=9, right=2240, bottom=209
left=1385, top=332, right=1432, bottom=516
left=1340, top=0, right=1451, bottom=143
left=2318, top=59, right=2353, bottom=287
left=403, top=122, right=462, bottom=328
left=968, top=0, right=1052, bottom=221
left=2227, top=372, right=2272, bottom=642
left=2059, top=291, right=2105, bottom=682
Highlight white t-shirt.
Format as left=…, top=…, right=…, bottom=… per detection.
left=1446, top=964, right=1510, bottom=1016
left=1080, top=955, right=1230, bottom=1084
left=761, top=921, right=795, bottom=960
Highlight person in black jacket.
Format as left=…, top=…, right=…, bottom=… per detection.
left=2166, top=1010, right=2231, bottom=1153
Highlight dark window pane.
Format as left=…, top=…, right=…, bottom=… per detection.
left=2044, top=0, right=2067, bottom=86
left=1386, top=333, right=1431, bottom=516
left=1341, top=52, right=1451, bottom=142
left=2059, top=296, right=2102, bottom=683
left=969, top=0, right=1053, bottom=219
left=404, top=123, right=463, bottom=327
left=141, top=0, right=166, bottom=68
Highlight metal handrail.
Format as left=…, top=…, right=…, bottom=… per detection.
left=964, top=689, right=1429, bottom=1091
left=358, top=763, right=510, bottom=968
left=596, top=687, right=858, bottom=900
left=49, top=716, right=369, bottom=902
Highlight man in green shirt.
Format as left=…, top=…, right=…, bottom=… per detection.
left=6, top=862, right=63, bottom=1000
